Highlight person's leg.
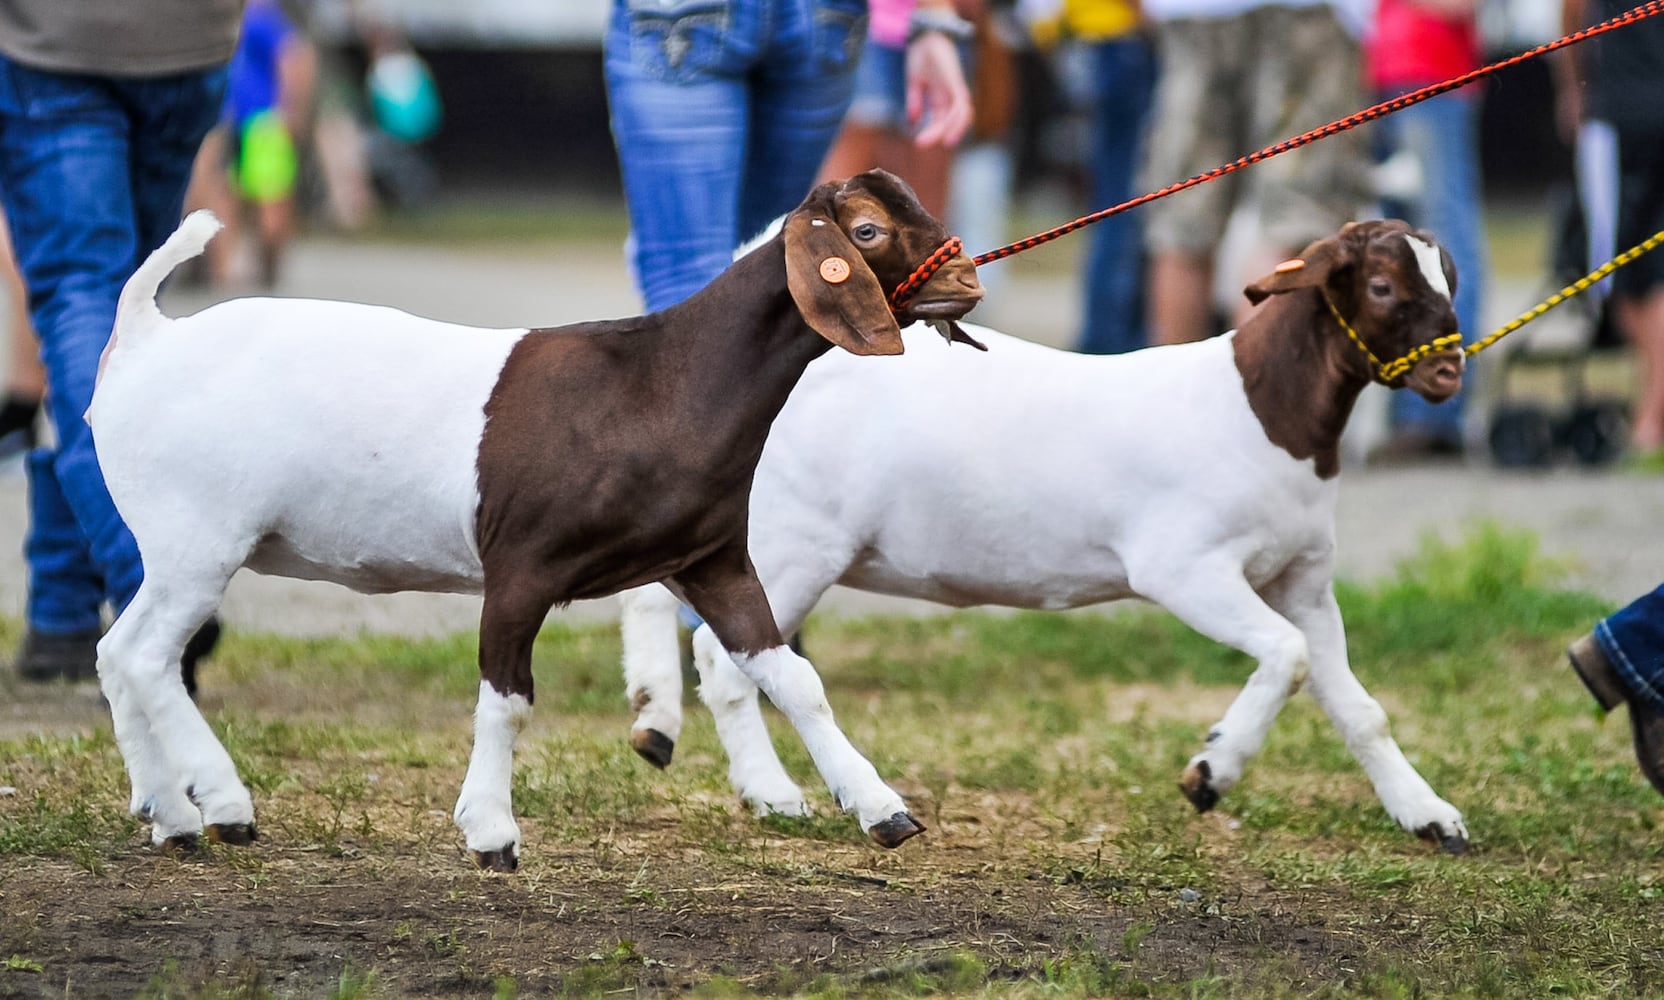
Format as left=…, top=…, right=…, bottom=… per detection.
left=0, top=62, right=226, bottom=648
left=1147, top=251, right=1215, bottom=345
left=186, top=124, right=245, bottom=287
left=0, top=214, right=42, bottom=457
left=1141, top=17, right=1237, bottom=345
left=1597, top=585, right=1664, bottom=696
left=1385, top=91, right=1486, bottom=448
left=816, top=33, right=901, bottom=193
left=1078, top=35, right=1155, bottom=354
left=603, top=0, right=761, bottom=311
left=742, top=0, right=865, bottom=239
left=1608, top=127, right=1664, bottom=452
left=1570, top=582, right=1664, bottom=795
left=1615, top=290, right=1664, bottom=452
left=1237, top=3, right=1368, bottom=302
left=0, top=58, right=137, bottom=650
left=12, top=448, right=103, bottom=678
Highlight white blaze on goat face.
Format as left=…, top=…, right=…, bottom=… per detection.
left=1405, top=234, right=1451, bottom=301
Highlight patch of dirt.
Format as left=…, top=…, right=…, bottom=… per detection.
left=0, top=826, right=1377, bottom=999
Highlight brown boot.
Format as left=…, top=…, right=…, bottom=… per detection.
left=1568, top=632, right=1664, bottom=796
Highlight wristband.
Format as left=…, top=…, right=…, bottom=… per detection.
left=908, top=6, right=975, bottom=42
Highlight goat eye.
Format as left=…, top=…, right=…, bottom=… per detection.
left=852, top=223, right=880, bottom=243
left=1369, top=280, right=1392, bottom=297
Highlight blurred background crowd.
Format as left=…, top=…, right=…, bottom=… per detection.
left=0, top=0, right=1654, bottom=468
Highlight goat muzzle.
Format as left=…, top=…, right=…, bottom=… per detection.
left=1403, top=347, right=1465, bottom=403
left=897, top=254, right=984, bottom=321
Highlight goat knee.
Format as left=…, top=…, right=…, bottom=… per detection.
left=1337, top=696, right=1391, bottom=750
left=693, top=626, right=762, bottom=711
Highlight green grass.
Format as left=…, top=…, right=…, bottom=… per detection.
left=5, top=521, right=1662, bottom=997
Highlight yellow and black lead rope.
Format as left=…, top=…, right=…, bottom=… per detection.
left=1321, top=229, right=1664, bottom=384
left=1463, top=228, right=1664, bottom=359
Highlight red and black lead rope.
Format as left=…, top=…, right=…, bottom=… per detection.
left=889, top=235, right=963, bottom=312
left=967, top=0, right=1664, bottom=269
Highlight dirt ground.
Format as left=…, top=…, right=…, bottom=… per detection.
left=0, top=810, right=1379, bottom=999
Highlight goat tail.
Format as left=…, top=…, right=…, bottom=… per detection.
left=113, top=209, right=222, bottom=341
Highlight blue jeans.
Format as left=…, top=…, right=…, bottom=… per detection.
left=604, top=0, right=868, bottom=311
left=1597, top=586, right=1664, bottom=712
left=1077, top=36, right=1156, bottom=355
left=0, top=57, right=226, bottom=635
left=1374, top=88, right=1487, bottom=442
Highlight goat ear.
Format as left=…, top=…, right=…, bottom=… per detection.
left=783, top=205, right=904, bottom=356
left=1242, top=235, right=1351, bottom=305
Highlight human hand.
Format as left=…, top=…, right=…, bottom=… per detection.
left=905, top=30, right=973, bottom=148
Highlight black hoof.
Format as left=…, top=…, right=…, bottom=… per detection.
left=867, top=812, right=927, bottom=849
left=160, top=832, right=203, bottom=856
left=631, top=729, right=675, bottom=770
left=472, top=847, right=519, bottom=872
left=206, top=822, right=259, bottom=846
left=1416, top=824, right=1468, bottom=856
left=1178, top=761, right=1219, bottom=813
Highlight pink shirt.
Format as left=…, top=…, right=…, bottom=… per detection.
left=870, top=0, right=916, bottom=48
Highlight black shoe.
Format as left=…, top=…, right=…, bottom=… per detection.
left=1568, top=632, right=1664, bottom=796
left=13, top=627, right=101, bottom=682
left=180, top=616, right=222, bottom=699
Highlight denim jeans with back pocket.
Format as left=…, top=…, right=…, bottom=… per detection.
left=605, top=0, right=868, bottom=312
left=0, top=56, right=226, bottom=634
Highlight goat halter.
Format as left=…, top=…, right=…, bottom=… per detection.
left=1323, top=292, right=1462, bottom=386
left=887, top=235, right=963, bottom=313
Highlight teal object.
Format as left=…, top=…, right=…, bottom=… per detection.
left=368, top=50, right=441, bottom=143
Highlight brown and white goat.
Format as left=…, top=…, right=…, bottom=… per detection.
left=86, top=170, right=983, bottom=870
left=617, top=219, right=1474, bottom=852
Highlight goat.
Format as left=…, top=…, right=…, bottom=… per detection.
left=618, top=219, right=1473, bottom=853
left=85, top=170, right=984, bottom=870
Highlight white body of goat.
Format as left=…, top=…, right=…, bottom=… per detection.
left=86, top=172, right=985, bottom=865
left=621, top=221, right=1472, bottom=852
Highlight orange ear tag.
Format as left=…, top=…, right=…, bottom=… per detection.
left=1273, top=259, right=1306, bottom=273
left=819, top=256, right=851, bottom=284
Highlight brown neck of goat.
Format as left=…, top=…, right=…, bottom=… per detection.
left=474, top=237, right=835, bottom=603
left=1231, top=288, right=1373, bottom=480
left=652, top=238, right=837, bottom=455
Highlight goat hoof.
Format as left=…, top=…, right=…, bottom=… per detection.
left=206, top=822, right=259, bottom=846
left=1178, top=761, right=1219, bottom=813
left=867, top=812, right=927, bottom=849
left=472, top=846, right=520, bottom=872
left=160, top=832, right=203, bottom=856
left=1416, top=823, right=1468, bottom=856
left=630, top=728, right=675, bottom=770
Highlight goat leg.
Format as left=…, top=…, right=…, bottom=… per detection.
left=674, top=549, right=924, bottom=847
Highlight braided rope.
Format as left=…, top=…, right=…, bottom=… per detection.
left=1463, top=228, right=1664, bottom=357
left=971, top=0, right=1664, bottom=268
left=890, top=235, right=964, bottom=311
left=1326, top=229, right=1664, bottom=382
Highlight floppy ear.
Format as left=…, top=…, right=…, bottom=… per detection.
left=783, top=194, right=904, bottom=356
left=1242, top=233, right=1352, bottom=305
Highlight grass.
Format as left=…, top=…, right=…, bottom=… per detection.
left=3, top=521, right=1661, bottom=997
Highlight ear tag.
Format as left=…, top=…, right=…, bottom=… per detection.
left=819, top=257, right=851, bottom=284
left=1274, top=259, right=1305, bottom=274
